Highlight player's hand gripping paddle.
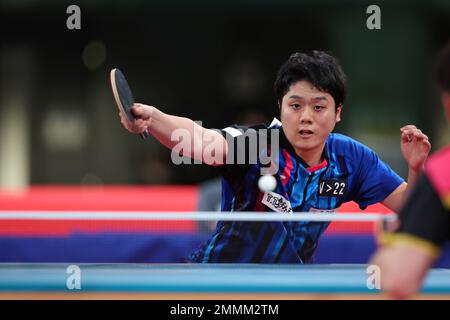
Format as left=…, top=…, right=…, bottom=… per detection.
left=110, top=68, right=149, bottom=139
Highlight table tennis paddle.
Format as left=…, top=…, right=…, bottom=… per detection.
left=110, top=68, right=149, bottom=139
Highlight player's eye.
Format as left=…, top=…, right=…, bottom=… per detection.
left=314, top=105, right=324, bottom=111
left=291, top=103, right=301, bottom=109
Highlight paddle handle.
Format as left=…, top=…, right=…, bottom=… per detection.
left=140, top=129, right=150, bottom=140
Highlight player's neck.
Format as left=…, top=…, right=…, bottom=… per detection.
left=295, top=145, right=325, bottom=167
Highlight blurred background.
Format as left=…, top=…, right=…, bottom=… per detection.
left=1, top=0, right=449, bottom=188
left=0, top=0, right=449, bottom=265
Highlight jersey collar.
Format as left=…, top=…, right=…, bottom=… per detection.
left=278, top=124, right=329, bottom=171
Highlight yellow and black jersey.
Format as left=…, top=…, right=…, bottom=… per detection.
left=381, top=146, right=450, bottom=257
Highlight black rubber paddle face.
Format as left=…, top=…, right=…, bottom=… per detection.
left=112, top=69, right=135, bottom=122
left=110, top=68, right=149, bottom=139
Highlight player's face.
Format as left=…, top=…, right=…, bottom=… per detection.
left=280, top=81, right=342, bottom=159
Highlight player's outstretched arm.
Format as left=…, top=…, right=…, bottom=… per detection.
left=119, top=103, right=227, bottom=166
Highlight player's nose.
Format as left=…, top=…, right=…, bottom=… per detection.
left=299, top=107, right=313, bottom=124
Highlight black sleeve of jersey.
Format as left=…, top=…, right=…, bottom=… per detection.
left=398, top=173, right=450, bottom=247
left=215, top=123, right=272, bottom=181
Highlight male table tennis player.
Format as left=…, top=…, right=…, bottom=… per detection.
left=119, top=51, right=431, bottom=263
left=371, top=43, right=450, bottom=299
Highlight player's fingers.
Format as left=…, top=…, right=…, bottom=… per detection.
left=419, top=137, right=431, bottom=150
left=402, top=132, right=431, bottom=151
left=119, top=113, right=141, bottom=133
left=401, top=127, right=420, bottom=135
left=120, top=114, right=128, bottom=127
left=121, top=116, right=132, bottom=130
left=134, top=118, right=145, bottom=127
left=131, top=103, right=146, bottom=117
left=122, top=120, right=134, bottom=132
left=401, top=131, right=413, bottom=142
left=400, top=125, right=417, bottom=132
left=415, top=132, right=428, bottom=141
left=131, top=103, right=153, bottom=120
left=130, top=105, right=141, bottom=117
left=402, top=128, right=425, bottom=142
left=134, top=119, right=148, bottom=132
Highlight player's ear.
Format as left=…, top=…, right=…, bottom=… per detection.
left=335, top=104, right=343, bottom=122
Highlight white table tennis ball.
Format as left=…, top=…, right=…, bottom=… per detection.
left=258, top=175, right=277, bottom=192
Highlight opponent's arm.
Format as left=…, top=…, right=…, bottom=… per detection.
left=371, top=173, right=446, bottom=299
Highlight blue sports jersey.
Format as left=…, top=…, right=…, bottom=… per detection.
left=189, top=119, right=404, bottom=263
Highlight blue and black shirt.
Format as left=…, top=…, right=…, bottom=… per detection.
left=189, top=119, right=404, bottom=263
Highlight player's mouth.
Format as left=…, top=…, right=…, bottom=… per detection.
left=298, top=129, right=314, bottom=137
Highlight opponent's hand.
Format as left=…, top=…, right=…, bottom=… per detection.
left=400, top=125, right=431, bottom=172
left=119, top=103, right=154, bottom=135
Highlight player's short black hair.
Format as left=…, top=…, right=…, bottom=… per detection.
left=274, top=51, right=347, bottom=109
left=435, top=42, right=450, bottom=93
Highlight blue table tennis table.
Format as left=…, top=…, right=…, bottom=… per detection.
left=0, top=264, right=449, bottom=299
